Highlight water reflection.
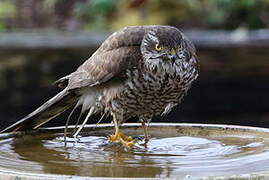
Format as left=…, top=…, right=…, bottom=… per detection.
left=12, top=134, right=164, bottom=177
left=12, top=134, right=79, bottom=175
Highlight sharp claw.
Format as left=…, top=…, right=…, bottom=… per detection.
left=120, top=139, right=135, bottom=148
left=108, top=131, right=135, bottom=147
left=108, top=134, right=117, bottom=142
left=144, top=138, right=149, bottom=143
left=119, top=132, right=133, bottom=141
left=110, top=113, right=135, bottom=147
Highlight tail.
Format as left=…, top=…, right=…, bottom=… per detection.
left=1, top=88, right=79, bottom=133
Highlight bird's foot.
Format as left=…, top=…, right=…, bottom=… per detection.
left=109, top=131, right=135, bottom=148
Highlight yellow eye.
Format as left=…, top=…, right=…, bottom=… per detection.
left=155, top=44, right=163, bottom=51
left=178, top=44, right=183, bottom=51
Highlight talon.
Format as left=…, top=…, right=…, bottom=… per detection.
left=144, top=137, right=149, bottom=143
left=108, top=130, right=135, bottom=147
left=120, top=138, right=135, bottom=148
left=119, top=132, right=133, bottom=141
left=110, top=113, right=135, bottom=147
left=109, top=134, right=118, bottom=142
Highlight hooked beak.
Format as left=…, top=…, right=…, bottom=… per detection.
left=168, top=48, right=177, bottom=61
left=168, top=54, right=177, bottom=61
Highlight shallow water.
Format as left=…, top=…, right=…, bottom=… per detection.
left=1, top=124, right=269, bottom=178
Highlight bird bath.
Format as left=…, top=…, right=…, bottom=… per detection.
left=1, top=123, right=269, bottom=180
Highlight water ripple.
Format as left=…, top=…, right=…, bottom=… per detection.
left=0, top=129, right=269, bottom=178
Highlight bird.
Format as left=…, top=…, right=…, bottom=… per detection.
left=1, top=25, right=199, bottom=147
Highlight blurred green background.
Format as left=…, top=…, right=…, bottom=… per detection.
left=1, top=0, right=269, bottom=130
left=1, top=0, right=269, bottom=32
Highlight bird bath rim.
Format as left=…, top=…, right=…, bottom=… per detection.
left=1, top=123, right=269, bottom=180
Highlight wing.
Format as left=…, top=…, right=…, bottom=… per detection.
left=68, top=46, right=141, bottom=89
left=57, top=26, right=150, bottom=90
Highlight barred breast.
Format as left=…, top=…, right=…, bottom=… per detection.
left=106, top=61, right=198, bottom=124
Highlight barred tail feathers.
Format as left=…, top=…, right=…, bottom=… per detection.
left=1, top=89, right=79, bottom=133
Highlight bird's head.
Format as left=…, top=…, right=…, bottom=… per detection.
left=141, top=26, right=198, bottom=75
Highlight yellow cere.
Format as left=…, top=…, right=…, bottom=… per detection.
left=178, top=44, right=183, bottom=51
left=155, top=44, right=163, bottom=51
left=170, top=48, right=176, bottom=55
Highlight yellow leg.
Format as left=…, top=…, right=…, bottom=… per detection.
left=108, top=113, right=135, bottom=147
left=142, top=122, right=149, bottom=143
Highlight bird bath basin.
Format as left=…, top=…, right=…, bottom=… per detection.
left=1, top=123, right=269, bottom=180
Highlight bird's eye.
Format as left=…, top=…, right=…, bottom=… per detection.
left=155, top=44, right=163, bottom=52
left=178, top=44, right=183, bottom=51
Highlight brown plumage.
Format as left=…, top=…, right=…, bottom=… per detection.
left=1, top=25, right=199, bottom=147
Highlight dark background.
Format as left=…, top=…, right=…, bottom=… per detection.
left=0, top=0, right=269, bottom=131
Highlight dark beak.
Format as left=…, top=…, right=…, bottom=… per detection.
left=167, top=48, right=177, bottom=62
left=168, top=54, right=177, bottom=61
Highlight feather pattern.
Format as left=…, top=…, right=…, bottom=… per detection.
left=1, top=89, right=79, bottom=132
left=1, top=25, right=199, bottom=135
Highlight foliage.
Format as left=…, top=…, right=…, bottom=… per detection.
left=0, top=1, right=16, bottom=31
left=0, top=0, right=268, bottom=31
left=200, top=0, right=266, bottom=29
left=74, top=0, right=117, bottom=31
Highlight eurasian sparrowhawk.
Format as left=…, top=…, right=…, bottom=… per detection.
left=1, top=25, right=199, bottom=147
